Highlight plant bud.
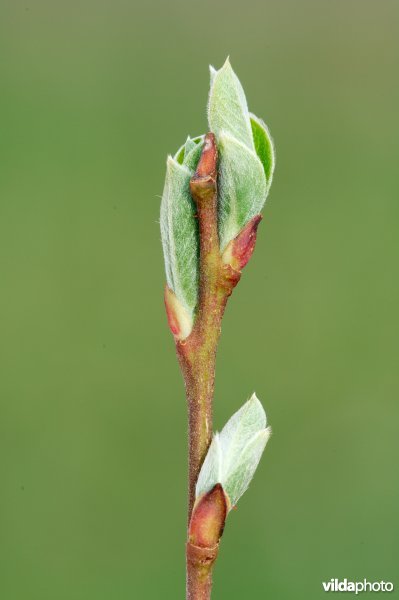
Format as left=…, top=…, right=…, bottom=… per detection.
left=189, top=484, right=228, bottom=548
left=160, top=60, right=275, bottom=329
left=196, top=394, right=271, bottom=509
left=222, top=215, right=262, bottom=271
left=208, top=58, right=275, bottom=250
left=160, top=141, right=203, bottom=329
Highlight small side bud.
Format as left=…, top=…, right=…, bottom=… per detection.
left=189, top=484, right=228, bottom=548
left=222, top=215, right=262, bottom=271
left=196, top=394, right=271, bottom=508
left=164, top=286, right=193, bottom=340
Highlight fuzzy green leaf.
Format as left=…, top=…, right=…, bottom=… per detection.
left=223, top=429, right=270, bottom=506
left=196, top=393, right=271, bottom=508
left=207, top=60, right=274, bottom=250
left=174, top=144, right=186, bottom=165
left=183, top=140, right=204, bottom=171
left=217, top=132, right=267, bottom=250
left=160, top=156, right=199, bottom=318
left=184, top=136, right=197, bottom=156
left=174, top=135, right=204, bottom=166
left=218, top=393, right=266, bottom=473
left=195, top=433, right=222, bottom=497
left=250, top=113, right=275, bottom=189
left=208, top=58, right=254, bottom=150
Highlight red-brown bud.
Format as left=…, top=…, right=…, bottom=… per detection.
left=188, top=484, right=228, bottom=548
left=222, top=214, right=262, bottom=271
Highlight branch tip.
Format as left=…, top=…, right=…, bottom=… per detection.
left=190, top=133, right=218, bottom=204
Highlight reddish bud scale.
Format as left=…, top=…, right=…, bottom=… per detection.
left=222, top=214, right=262, bottom=271
left=186, top=484, right=228, bottom=600
left=164, top=286, right=193, bottom=341
left=188, top=484, right=227, bottom=548
left=164, top=290, right=180, bottom=336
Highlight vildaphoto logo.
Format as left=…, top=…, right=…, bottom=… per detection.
left=322, top=579, right=394, bottom=594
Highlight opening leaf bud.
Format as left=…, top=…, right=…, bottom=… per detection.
left=196, top=393, right=271, bottom=509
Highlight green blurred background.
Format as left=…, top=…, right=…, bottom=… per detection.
left=1, top=0, right=398, bottom=598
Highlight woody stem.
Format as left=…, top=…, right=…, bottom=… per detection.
left=175, top=133, right=227, bottom=599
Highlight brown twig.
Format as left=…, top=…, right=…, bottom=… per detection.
left=165, top=133, right=262, bottom=599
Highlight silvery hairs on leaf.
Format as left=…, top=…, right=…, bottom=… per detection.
left=196, top=393, right=271, bottom=508
left=160, top=60, right=275, bottom=319
left=208, top=58, right=275, bottom=250
left=160, top=136, right=204, bottom=322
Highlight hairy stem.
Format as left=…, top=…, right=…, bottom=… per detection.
left=180, top=134, right=221, bottom=517
left=174, top=134, right=238, bottom=599
left=185, top=543, right=217, bottom=600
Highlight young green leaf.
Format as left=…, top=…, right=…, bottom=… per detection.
left=160, top=156, right=199, bottom=324
left=207, top=59, right=275, bottom=251
left=183, top=141, right=204, bottom=171
left=218, top=393, right=267, bottom=473
left=250, top=113, right=275, bottom=190
left=196, top=393, right=271, bottom=508
left=174, top=142, right=186, bottom=165
left=208, top=58, right=254, bottom=150
left=184, top=136, right=197, bottom=156
left=217, top=132, right=267, bottom=250
left=195, top=433, right=222, bottom=500
left=223, top=429, right=270, bottom=506
left=174, top=135, right=204, bottom=166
